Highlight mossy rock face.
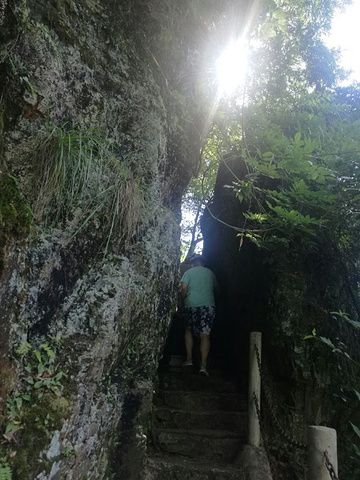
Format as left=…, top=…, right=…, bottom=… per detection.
left=0, top=172, right=32, bottom=234
left=0, top=171, right=32, bottom=270
left=0, top=367, right=16, bottom=424
left=10, top=394, right=71, bottom=480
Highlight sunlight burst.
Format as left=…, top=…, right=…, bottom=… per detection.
left=324, top=2, right=360, bottom=83
left=216, top=39, right=249, bottom=95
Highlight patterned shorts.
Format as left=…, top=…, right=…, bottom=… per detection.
left=184, top=306, right=216, bottom=335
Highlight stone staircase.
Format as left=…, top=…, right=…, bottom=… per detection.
left=144, top=356, right=248, bottom=479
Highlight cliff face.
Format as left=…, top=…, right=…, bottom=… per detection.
left=0, top=1, right=207, bottom=478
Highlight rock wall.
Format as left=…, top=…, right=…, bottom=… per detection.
left=0, top=0, right=212, bottom=478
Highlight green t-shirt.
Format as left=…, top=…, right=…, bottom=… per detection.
left=181, top=266, right=217, bottom=307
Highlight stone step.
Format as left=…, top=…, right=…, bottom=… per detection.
left=154, top=428, right=245, bottom=462
left=154, top=390, right=247, bottom=412
left=159, top=371, right=241, bottom=393
left=144, top=455, right=245, bottom=480
left=167, top=355, right=225, bottom=370
left=154, top=407, right=247, bottom=432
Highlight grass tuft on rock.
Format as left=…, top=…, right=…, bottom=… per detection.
left=33, top=123, right=146, bottom=254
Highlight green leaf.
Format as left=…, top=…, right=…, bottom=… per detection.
left=54, top=371, right=65, bottom=381
left=38, top=362, right=45, bottom=375
left=5, top=422, right=16, bottom=433
left=294, top=132, right=301, bottom=143
left=318, top=336, right=336, bottom=349
left=353, top=443, right=360, bottom=458
left=350, top=422, right=360, bottom=439
left=262, top=151, right=274, bottom=159
left=34, top=349, right=42, bottom=363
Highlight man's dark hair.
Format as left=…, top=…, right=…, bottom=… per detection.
left=192, top=255, right=206, bottom=264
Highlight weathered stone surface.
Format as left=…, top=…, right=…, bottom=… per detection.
left=144, top=456, right=246, bottom=480
left=155, top=390, right=247, bottom=412
left=160, top=371, right=242, bottom=393
left=234, top=445, right=272, bottom=480
left=155, top=428, right=243, bottom=462
left=155, top=407, right=247, bottom=431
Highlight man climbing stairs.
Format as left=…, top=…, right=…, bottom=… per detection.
left=144, top=356, right=248, bottom=479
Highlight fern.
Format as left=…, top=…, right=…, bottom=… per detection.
left=0, top=465, right=12, bottom=480
left=33, top=349, right=42, bottom=363
left=15, top=341, right=32, bottom=356
left=41, top=343, right=56, bottom=363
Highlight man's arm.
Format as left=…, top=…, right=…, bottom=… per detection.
left=181, top=282, right=188, bottom=300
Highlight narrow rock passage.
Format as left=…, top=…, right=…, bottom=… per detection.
left=144, top=356, right=247, bottom=479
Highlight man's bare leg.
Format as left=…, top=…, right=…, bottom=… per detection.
left=184, top=329, right=193, bottom=362
left=200, top=333, right=210, bottom=368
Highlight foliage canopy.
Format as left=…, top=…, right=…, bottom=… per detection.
left=181, top=1, right=360, bottom=477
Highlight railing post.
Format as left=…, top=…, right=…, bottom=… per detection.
left=308, top=426, right=338, bottom=480
left=248, top=331, right=262, bottom=447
